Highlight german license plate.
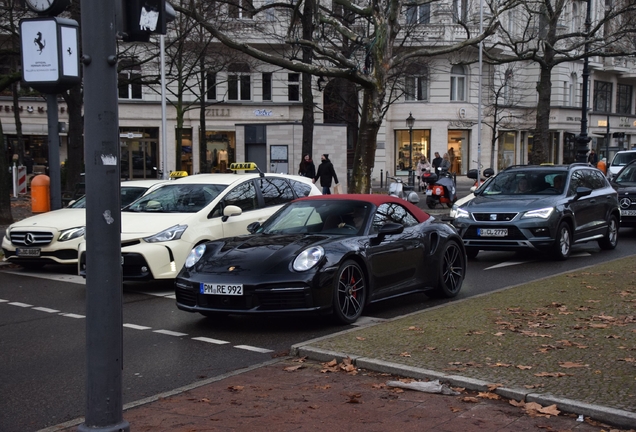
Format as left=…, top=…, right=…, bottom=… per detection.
left=477, top=228, right=508, bottom=237
left=16, top=248, right=41, bottom=257
left=621, top=209, right=636, bottom=216
left=426, top=190, right=433, bottom=196
left=200, top=283, right=243, bottom=296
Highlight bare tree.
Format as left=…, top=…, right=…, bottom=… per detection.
left=486, top=0, right=636, bottom=163
left=174, top=0, right=503, bottom=192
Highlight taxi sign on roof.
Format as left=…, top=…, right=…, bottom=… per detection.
left=230, top=162, right=257, bottom=170
left=169, top=171, right=189, bottom=179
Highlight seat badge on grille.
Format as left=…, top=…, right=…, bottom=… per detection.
left=228, top=266, right=235, bottom=272
left=489, top=214, right=497, bottom=221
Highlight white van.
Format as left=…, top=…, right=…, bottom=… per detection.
left=608, top=150, right=636, bottom=180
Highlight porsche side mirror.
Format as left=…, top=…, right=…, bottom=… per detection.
left=222, top=205, right=243, bottom=222
left=247, top=221, right=261, bottom=234
left=373, top=222, right=404, bottom=244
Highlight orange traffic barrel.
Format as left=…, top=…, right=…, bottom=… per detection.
left=31, top=174, right=51, bottom=213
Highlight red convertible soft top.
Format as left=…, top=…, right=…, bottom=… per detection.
left=295, top=194, right=431, bottom=223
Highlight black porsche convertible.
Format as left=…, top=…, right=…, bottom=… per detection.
left=174, top=194, right=466, bottom=324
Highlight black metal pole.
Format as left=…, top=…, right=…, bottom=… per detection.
left=408, top=126, right=413, bottom=187
left=606, top=114, right=610, bottom=162
left=77, top=0, right=128, bottom=430
left=576, top=0, right=592, bottom=163
left=46, top=94, right=62, bottom=210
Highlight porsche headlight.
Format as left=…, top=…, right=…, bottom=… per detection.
left=522, top=207, right=554, bottom=219
left=293, top=246, right=324, bottom=272
left=185, top=244, right=206, bottom=268
left=450, top=207, right=469, bottom=219
left=143, top=225, right=188, bottom=243
left=58, top=226, right=85, bottom=242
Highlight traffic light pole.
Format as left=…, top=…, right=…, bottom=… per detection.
left=77, top=0, right=128, bottom=430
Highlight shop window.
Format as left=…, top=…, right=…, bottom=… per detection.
left=228, top=63, right=251, bottom=101
left=118, top=60, right=142, bottom=100
left=502, top=69, right=513, bottom=105
left=453, top=0, right=468, bottom=22
left=617, top=84, right=632, bottom=114
left=593, top=80, right=612, bottom=112
left=450, top=65, right=466, bottom=101
left=288, top=73, right=300, bottom=101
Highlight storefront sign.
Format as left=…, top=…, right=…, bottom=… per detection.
left=448, top=120, right=474, bottom=128
left=206, top=108, right=230, bottom=117
left=254, top=109, right=273, bottom=117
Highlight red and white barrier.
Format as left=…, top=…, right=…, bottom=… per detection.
left=12, top=165, right=27, bottom=197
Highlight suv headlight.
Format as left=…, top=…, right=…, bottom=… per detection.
left=293, top=246, right=324, bottom=271
left=4, top=227, right=9, bottom=240
left=58, top=226, right=85, bottom=242
left=450, top=207, right=469, bottom=219
left=522, top=207, right=554, bottom=219
left=144, top=225, right=188, bottom=243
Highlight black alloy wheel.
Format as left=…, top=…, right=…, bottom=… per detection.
left=332, top=260, right=366, bottom=324
left=429, top=241, right=465, bottom=298
left=598, top=215, right=619, bottom=250
left=552, top=222, right=571, bottom=260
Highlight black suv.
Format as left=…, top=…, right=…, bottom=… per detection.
left=610, top=159, right=636, bottom=227
left=452, top=164, right=620, bottom=260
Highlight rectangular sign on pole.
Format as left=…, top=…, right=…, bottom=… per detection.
left=20, top=17, right=80, bottom=93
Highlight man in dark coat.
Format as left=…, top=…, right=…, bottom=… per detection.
left=313, top=154, right=339, bottom=194
left=432, top=152, right=442, bottom=174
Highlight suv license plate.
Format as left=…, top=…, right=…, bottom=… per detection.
left=621, top=209, right=636, bottom=216
left=478, top=228, right=508, bottom=237
left=17, top=248, right=41, bottom=257
left=200, top=283, right=243, bottom=296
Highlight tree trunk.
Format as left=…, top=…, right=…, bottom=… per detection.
left=0, top=119, right=13, bottom=225
left=532, top=64, right=552, bottom=164
left=351, top=89, right=381, bottom=193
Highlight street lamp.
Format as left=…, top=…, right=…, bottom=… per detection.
left=406, top=112, right=415, bottom=186
left=575, top=0, right=592, bottom=163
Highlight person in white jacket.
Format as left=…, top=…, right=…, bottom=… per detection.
left=416, top=156, right=431, bottom=191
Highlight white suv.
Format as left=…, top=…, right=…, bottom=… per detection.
left=608, top=150, right=636, bottom=180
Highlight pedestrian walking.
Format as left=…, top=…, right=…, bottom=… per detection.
left=432, top=152, right=442, bottom=174
left=298, top=154, right=316, bottom=179
left=588, top=149, right=598, bottom=167
left=313, top=154, right=339, bottom=194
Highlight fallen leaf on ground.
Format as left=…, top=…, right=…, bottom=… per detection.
left=509, top=399, right=525, bottom=407
left=356, top=336, right=366, bottom=341
left=534, top=372, right=572, bottom=377
left=516, top=365, right=533, bottom=370
left=399, top=352, right=411, bottom=357
left=461, top=396, right=480, bottom=403
left=559, top=361, right=589, bottom=368
left=477, top=392, right=500, bottom=400
left=227, top=386, right=244, bottom=392
left=283, top=365, right=304, bottom=372
left=450, top=407, right=462, bottom=412
left=487, top=383, right=503, bottom=391
left=315, top=384, right=331, bottom=390
left=406, top=326, right=422, bottom=331
left=344, top=393, right=362, bottom=404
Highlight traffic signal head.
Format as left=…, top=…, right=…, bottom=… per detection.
left=119, top=0, right=176, bottom=42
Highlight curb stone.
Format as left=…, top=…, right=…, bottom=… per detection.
left=295, top=344, right=636, bottom=429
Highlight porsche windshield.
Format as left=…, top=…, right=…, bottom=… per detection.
left=125, top=183, right=226, bottom=213
left=480, top=170, right=567, bottom=196
left=260, top=201, right=370, bottom=235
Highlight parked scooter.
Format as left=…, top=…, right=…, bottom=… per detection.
left=421, top=168, right=457, bottom=209
left=388, top=176, right=420, bottom=204
left=467, top=167, right=495, bottom=192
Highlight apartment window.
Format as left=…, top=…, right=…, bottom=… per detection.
left=453, top=0, right=468, bottom=22
left=503, top=69, right=513, bottom=105
left=405, top=65, right=428, bottom=101
left=206, top=72, right=217, bottom=101
left=228, top=63, right=251, bottom=101
left=118, top=61, right=142, bottom=100
left=288, top=73, right=300, bottom=101
left=262, top=73, right=272, bottom=101
left=450, top=65, right=466, bottom=101
left=568, top=73, right=577, bottom=106
left=617, top=84, right=632, bottom=114
left=406, top=3, right=430, bottom=24
left=228, top=0, right=254, bottom=19
left=593, top=80, right=612, bottom=112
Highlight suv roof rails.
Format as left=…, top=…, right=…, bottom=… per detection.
left=568, top=162, right=589, bottom=168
